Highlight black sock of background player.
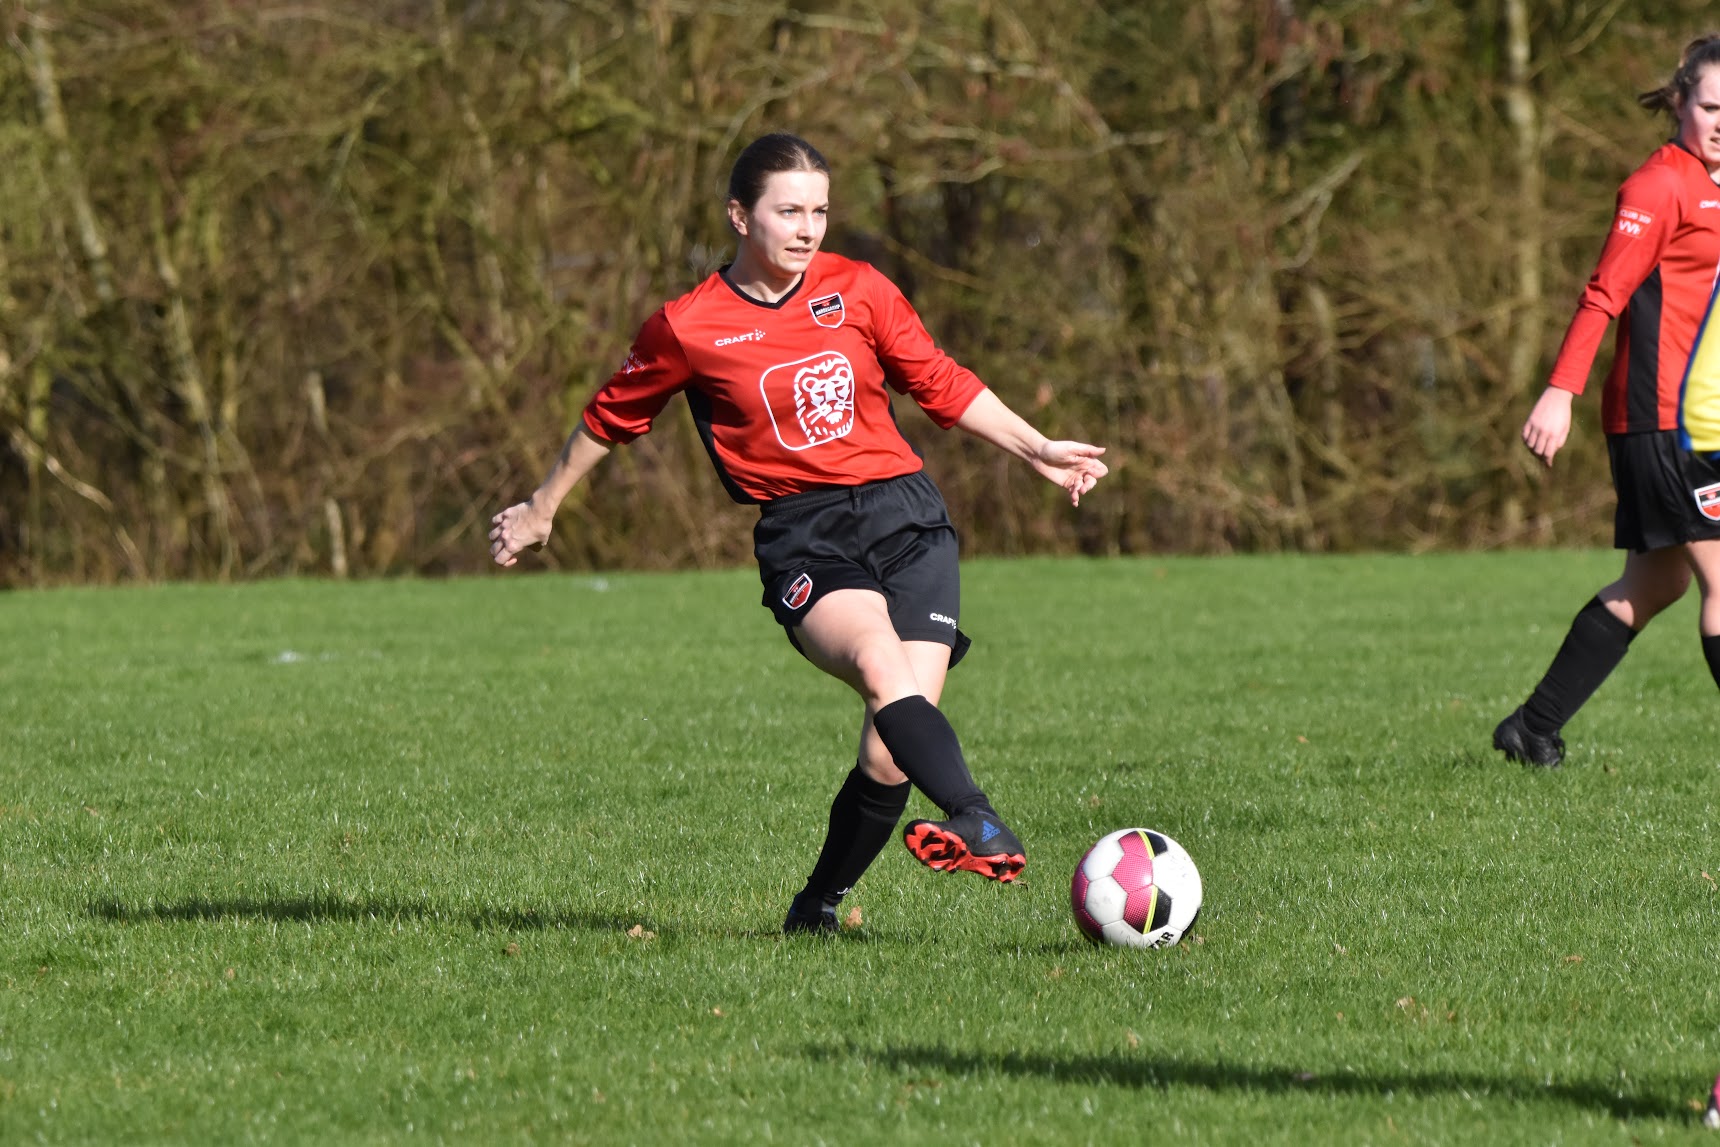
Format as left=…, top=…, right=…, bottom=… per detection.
left=1521, top=596, right=1636, bottom=735
left=1702, top=634, right=1720, bottom=692
left=871, top=695, right=993, bottom=818
left=800, top=766, right=911, bottom=907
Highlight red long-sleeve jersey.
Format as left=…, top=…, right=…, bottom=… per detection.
left=1547, top=142, right=1720, bottom=433
left=581, top=253, right=987, bottom=503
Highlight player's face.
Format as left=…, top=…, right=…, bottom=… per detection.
left=731, top=171, right=829, bottom=283
left=1677, top=65, right=1720, bottom=175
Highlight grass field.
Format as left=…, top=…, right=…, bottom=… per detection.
left=5, top=552, right=1720, bottom=1144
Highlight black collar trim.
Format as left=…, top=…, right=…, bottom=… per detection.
left=718, top=265, right=807, bottom=310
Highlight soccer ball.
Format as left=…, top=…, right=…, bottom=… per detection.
left=1071, top=828, right=1203, bottom=949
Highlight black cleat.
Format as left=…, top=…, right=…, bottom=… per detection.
left=1492, top=707, right=1565, bottom=768
left=782, top=892, right=839, bottom=936
left=903, top=810, right=1026, bottom=882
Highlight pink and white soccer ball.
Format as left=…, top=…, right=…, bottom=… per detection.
left=1071, top=828, right=1203, bottom=948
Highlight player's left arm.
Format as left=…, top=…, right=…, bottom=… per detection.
left=859, top=265, right=1107, bottom=504
left=953, top=389, right=1108, bottom=506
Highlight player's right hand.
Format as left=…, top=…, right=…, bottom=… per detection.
left=488, top=500, right=552, bottom=567
left=1521, top=387, right=1574, bottom=468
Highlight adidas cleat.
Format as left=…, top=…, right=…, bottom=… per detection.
left=782, top=892, right=839, bottom=936
left=1492, top=706, right=1565, bottom=768
left=903, top=811, right=1026, bottom=883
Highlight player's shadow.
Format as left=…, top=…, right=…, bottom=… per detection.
left=812, top=1043, right=1690, bottom=1123
left=85, top=896, right=647, bottom=935
left=85, top=897, right=885, bottom=941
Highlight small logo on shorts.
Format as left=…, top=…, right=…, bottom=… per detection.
left=1695, top=482, right=1720, bottom=521
left=929, top=612, right=957, bottom=627
left=783, top=572, right=814, bottom=611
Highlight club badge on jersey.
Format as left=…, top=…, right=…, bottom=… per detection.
left=808, top=292, right=845, bottom=329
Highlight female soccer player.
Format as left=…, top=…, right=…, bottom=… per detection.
left=489, top=133, right=1107, bottom=933
left=1495, top=35, right=1720, bottom=768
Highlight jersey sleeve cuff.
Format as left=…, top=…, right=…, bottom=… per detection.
left=926, top=381, right=987, bottom=429
left=580, top=409, right=631, bottom=445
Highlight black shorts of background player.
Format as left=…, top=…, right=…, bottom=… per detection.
left=1496, top=36, right=1720, bottom=768
left=489, top=133, right=1108, bottom=933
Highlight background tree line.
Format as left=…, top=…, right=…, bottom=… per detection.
left=1, top=0, right=1713, bottom=585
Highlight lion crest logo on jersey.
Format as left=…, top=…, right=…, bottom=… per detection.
left=1695, top=482, right=1720, bottom=521
left=759, top=352, right=855, bottom=451
left=808, top=292, right=845, bottom=329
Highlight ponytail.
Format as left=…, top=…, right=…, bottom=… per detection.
left=1638, top=34, right=1720, bottom=118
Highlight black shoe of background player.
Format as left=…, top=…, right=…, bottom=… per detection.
left=1492, top=707, right=1565, bottom=768
left=782, top=891, right=839, bottom=936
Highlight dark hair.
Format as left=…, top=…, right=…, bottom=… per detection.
left=726, top=133, right=830, bottom=211
left=1638, top=34, right=1720, bottom=117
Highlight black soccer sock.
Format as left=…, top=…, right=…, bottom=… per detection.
left=800, top=766, right=912, bottom=906
left=871, top=695, right=991, bottom=818
left=1702, top=634, right=1720, bottom=692
left=1520, top=596, right=1637, bottom=736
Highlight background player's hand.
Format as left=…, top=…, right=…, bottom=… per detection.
left=1031, top=441, right=1108, bottom=505
left=489, top=499, right=553, bottom=567
left=1521, top=387, right=1574, bottom=468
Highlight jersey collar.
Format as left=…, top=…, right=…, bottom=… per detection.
left=717, top=264, right=810, bottom=310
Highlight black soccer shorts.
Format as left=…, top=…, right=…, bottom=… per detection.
left=1607, top=430, right=1720, bottom=553
left=753, top=470, right=971, bottom=666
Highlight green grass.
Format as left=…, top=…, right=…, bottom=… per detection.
left=4, top=552, right=1720, bottom=1144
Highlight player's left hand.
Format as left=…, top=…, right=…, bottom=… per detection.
left=489, top=499, right=553, bottom=567
left=1032, top=442, right=1108, bottom=506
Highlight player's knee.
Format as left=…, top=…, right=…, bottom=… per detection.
left=1650, top=572, right=1692, bottom=613
left=848, top=644, right=915, bottom=706
left=1611, top=571, right=1688, bottom=621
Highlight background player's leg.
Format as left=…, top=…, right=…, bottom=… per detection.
left=1596, top=546, right=1691, bottom=629
left=1681, top=539, right=1720, bottom=688
left=1533, top=548, right=1688, bottom=723
left=1497, top=548, right=1686, bottom=765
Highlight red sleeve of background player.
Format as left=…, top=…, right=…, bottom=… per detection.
left=1546, top=165, right=1681, bottom=395
left=580, top=308, right=692, bottom=444
left=862, top=265, right=987, bottom=427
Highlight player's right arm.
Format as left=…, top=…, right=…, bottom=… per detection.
left=1524, top=164, right=1679, bottom=467
left=489, top=309, right=691, bottom=566
left=489, top=426, right=612, bottom=566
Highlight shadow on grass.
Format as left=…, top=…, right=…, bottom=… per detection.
left=85, top=898, right=1002, bottom=944
left=809, top=1043, right=1693, bottom=1123
left=86, top=896, right=651, bottom=935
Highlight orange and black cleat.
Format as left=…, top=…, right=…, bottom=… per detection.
left=903, top=811, right=1026, bottom=883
